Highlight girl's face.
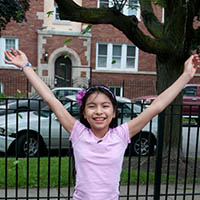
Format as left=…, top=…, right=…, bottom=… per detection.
left=83, top=92, right=116, bottom=138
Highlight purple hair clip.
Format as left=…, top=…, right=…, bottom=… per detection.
left=76, top=90, right=87, bottom=106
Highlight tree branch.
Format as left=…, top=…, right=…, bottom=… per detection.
left=139, top=0, right=164, bottom=39
left=54, top=0, right=174, bottom=55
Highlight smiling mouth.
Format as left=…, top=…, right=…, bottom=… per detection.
left=94, top=117, right=105, bottom=121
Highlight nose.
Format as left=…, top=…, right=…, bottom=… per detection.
left=96, top=106, right=103, bottom=115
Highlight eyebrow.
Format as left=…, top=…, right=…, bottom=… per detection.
left=86, top=101, right=112, bottom=106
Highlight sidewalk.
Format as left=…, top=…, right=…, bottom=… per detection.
left=0, top=184, right=200, bottom=199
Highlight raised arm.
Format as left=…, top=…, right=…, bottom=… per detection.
left=128, top=54, right=200, bottom=138
left=4, top=49, right=76, bottom=134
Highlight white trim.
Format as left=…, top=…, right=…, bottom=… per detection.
left=0, top=82, right=4, bottom=93
left=161, top=8, right=165, bottom=23
left=93, top=69, right=157, bottom=75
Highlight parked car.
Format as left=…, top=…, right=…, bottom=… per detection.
left=182, top=124, right=200, bottom=157
left=135, top=84, right=200, bottom=116
left=0, top=87, right=82, bottom=115
left=0, top=96, right=158, bottom=157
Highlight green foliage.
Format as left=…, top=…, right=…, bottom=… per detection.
left=0, top=93, right=5, bottom=98
left=14, top=89, right=26, bottom=98
left=0, top=93, right=5, bottom=102
left=81, top=24, right=92, bottom=34
left=64, top=38, right=73, bottom=44
left=0, top=0, right=30, bottom=34
left=64, top=54, right=70, bottom=59
left=47, top=10, right=54, bottom=18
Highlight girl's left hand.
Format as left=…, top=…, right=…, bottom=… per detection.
left=184, top=54, right=200, bottom=79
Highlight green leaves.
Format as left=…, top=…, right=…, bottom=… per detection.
left=13, top=160, right=20, bottom=165
left=64, top=54, right=69, bottom=59
left=63, top=24, right=92, bottom=47
left=64, top=38, right=73, bottom=44
left=0, top=0, right=30, bottom=34
left=18, top=113, right=23, bottom=119
left=81, top=24, right=92, bottom=35
left=47, top=10, right=54, bottom=18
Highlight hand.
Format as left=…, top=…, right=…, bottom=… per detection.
left=183, top=54, right=200, bottom=79
left=4, top=48, right=28, bottom=68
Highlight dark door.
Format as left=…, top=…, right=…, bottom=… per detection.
left=55, top=56, right=72, bottom=87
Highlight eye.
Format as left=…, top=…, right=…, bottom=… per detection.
left=103, top=104, right=110, bottom=108
left=88, top=105, right=95, bottom=109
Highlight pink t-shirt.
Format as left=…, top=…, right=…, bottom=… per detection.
left=69, top=120, right=130, bottom=200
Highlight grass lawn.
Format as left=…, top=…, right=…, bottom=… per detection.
left=0, top=157, right=199, bottom=188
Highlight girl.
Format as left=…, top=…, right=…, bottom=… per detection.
left=4, top=49, right=200, bottom=200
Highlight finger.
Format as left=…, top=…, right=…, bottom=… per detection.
left=4, top=59, right=12, bottom=64
left=16, top=50, right=23, bottom=55
left=4, top=51, right=13, bottom=61
left=10, top=48, right=17, bottom=56
left=6, top=49, right=15, bottom=59
left=193, top=54, right=200, bottom=64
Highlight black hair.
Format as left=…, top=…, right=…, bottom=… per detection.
left=79, top=85, right=118, bottom=128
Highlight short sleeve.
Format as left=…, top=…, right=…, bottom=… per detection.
left=69, top=120, right=86, bottom=144
left=114, top=122, right=130, bottom=145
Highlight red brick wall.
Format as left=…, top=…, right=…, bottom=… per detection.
left=1, top=0, right=44, bottom=66
left=92, top=73, right=157, bottom=99
left=0, top=0, right=44, bottom=96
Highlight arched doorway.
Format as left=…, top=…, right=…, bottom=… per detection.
left=54, top=56, right=72, bottom=87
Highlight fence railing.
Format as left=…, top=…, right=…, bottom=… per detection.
left=0, top=98, right=200, bottom=199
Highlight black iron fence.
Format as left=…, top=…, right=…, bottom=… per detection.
left=0, top=99, right=200, bottom=199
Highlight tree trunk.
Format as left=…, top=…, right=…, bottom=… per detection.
left=156, top=56, right=184, bottom=156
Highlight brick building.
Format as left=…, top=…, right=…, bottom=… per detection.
left=0, top=0, right=159, bottom=99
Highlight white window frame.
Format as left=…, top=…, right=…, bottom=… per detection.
left=54, top=5, right=70, bottom=24
left=96, top=42, right=138, bottom=71
left=161, top=8, right=165, bottom=23
left=0, top=82, right=4, bottom=94
left=0, top=37, right=19, bottom=68
left=98, top=0, right=140, bottom=19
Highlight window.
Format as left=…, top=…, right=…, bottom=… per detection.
left=0, top=37, right=18, bottom=67
left=126, top=46, right=135, bottom=68
left=54, top=4, right=70, bottom=23
left=97, top=44, right=108, bottom=68
left=112, top=45, right=121, bottom=68
left=99, top=0, right=109, bottom=8
left=109, top=86, right=123, bottom=96
left=55, top=5, right=60, bottom=20
left=98, top=0, right=140, bottom=18
left=96, top=43, right=138, bottom=71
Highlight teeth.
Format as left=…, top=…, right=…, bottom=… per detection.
left=95, top=118, right=104, bottom=121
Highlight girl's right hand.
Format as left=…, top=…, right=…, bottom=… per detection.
left=4, top=48, right=29, bottom=69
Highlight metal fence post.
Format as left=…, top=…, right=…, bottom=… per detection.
left=154, top=110, right=165, bottom=200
